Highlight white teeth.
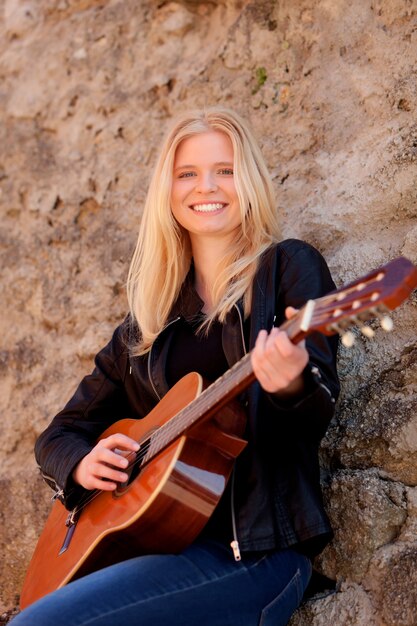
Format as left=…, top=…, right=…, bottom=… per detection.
left=192, top=203, right=225, bottom=212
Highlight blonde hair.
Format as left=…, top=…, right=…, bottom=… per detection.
left=127, top=107, right=281, bottom=355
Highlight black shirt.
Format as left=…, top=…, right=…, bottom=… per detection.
left=165, top=316, right=230, bottom=388
left=165, top=315, right=239, bottom=544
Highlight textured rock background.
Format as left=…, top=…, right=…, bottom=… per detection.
left=1, top=0, right=416, bottom=624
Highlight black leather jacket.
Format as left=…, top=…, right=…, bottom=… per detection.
left=35, top=239, right=339, bottom=555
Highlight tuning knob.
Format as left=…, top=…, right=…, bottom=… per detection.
left=360, top=325, right=375, bottom=338
left=380, top=316, right=393, bottom=332
left=341, top=330, right=355, bottom=347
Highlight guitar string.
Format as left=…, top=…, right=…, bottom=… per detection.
left=146, top=353, right=253, bottom=455
left=68, top=355, right=254, bottom=517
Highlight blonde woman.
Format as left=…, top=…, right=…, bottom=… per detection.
left=14, top=108, right=339, bottom=626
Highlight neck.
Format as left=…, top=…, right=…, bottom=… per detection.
left=190, top=235, right=233, bottom=313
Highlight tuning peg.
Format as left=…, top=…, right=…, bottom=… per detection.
left=341, top=330, right=356, bottom=348
left=380, top=316, right=393, bottom=332
left=369, top=306, right=394, bottom=332
left=360, top=325, right=375, bottom=338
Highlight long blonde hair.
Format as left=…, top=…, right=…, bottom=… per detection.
left=127, top=107, right=281, bottom=355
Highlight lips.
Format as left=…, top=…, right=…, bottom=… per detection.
left=190, top=202, right=227, bottom=213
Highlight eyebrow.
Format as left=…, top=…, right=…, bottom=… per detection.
left=174, top=161, right=234, bottom=171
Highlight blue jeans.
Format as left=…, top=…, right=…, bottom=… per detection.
left=13, top=539, right=311, bottom=626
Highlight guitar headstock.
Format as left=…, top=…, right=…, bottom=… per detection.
left=285, top=257, right=417, bottom=346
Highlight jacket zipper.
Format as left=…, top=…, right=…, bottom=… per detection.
left=229, top=303, right=246, bottom=562
left=147, top=316, right=181, bottom=402
left=310, top=365, right=335, bottom=403
left=39, top=468, right=65, bottom=501
left=230, top=468, right=241, bottom=561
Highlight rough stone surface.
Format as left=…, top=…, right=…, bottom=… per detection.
left=317, top=470, right=407, bottom=583
left=289, top=583, right=379, bottom=626
left=1, top=1, right=416, bottom=624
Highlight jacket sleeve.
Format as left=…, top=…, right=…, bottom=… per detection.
left=35, top=321, right=132, bottom=508
left=266, top=240, right=340, bottom=440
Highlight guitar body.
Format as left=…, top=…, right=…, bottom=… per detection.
left=20, top=372, right=247, bottom=608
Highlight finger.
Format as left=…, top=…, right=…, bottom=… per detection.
left=270, top=329, right=297, bottom=359
left=252, top=331, right=279, bottom=384
left=73, top=462, right=119, bottom=491
left=257, top=328, right=307, bottom=364
left=90, top=462, right=129, bottom=484
left=114, top=447, right=137, bottom=460
left=276, top=340, right=308, bottom=374
left=252, top=330, right=268, bottom=373
left=93, top=446, right=130, bottom=469
left=285, top=306, right=299, bottom=320
left=255, top=329, right=288, bottom=367
left=100, top=433, right=140, bottom=452
left=253, top=328, right=281, bottom=361
left=84, top=477, right=118, bottom=491
left=254, top=329, right=268, bottom=349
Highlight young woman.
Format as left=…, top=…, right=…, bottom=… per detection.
left=14, top=107, right=339, bottom=626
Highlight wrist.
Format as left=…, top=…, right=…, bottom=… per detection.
left=272, top=373, right=305, bottom=401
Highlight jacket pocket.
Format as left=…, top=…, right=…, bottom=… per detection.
left=258, top=567, right=304, bottom=626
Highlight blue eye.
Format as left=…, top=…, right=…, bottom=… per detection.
left=178, top=171, right=196, bottom=178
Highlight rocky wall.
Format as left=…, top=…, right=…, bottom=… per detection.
left=0, top=1, right=416, bottom=624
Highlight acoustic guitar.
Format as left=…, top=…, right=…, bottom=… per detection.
left=20, top=256, right=417, bottom=608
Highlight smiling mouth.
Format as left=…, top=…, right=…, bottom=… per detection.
left=190, top=202, right=227, bottom=213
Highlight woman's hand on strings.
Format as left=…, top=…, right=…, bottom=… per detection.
left=251, top=307, right=309, bottom=397
left=72, top=434, right=140, bottom=491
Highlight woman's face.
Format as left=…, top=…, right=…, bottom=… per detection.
left=170, top=130, right=242, bottom=245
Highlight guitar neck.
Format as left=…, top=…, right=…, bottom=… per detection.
left=143, top=254, right=417, bottom=464
left=144, top=307, right=311, bottom=462
left=144, top=352, right=254, bottom=462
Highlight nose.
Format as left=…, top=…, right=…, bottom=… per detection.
left=195, top=171, right=218, bottom=193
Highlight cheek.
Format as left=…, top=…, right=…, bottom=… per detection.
left=225, top=179, right=238, bottom=199
left=170, top=192, right=186, bottom=224
left=170, top=182, right=190, bottom=206
left=170, top=188, right=180, bottom=216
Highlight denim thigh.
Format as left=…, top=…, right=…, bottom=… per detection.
left=259, top=561, right=311, bottom=626
left=12, top=539, right=311, bottom=626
